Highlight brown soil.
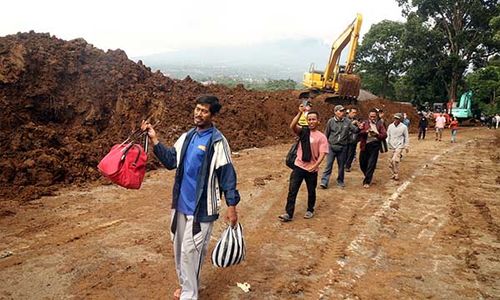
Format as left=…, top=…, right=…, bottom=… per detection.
left=3, top=32, right=497, bottom=300
left=1, top=32, right=418, bottom=203
left=1, top=128, right=498, bottom=299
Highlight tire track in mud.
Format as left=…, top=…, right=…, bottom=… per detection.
left=310, top=138, right=478, bottom=299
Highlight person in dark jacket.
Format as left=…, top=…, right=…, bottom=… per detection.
left=418, top=113, right=428, bottom=140
left=345, top=107, right=360, bottom=172
left=358, top=108, right=388, bottom=188
left=320, top=105, right=360, bottom=188
left=141, top=95, right=240, bottom=300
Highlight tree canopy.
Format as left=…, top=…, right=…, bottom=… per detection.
left=357, top=0, right=499, bottom=113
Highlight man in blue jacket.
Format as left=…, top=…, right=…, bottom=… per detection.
left=141, top=95, right=240, bottom=300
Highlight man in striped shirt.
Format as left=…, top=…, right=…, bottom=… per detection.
left=142, top=95, right=240, bottom=300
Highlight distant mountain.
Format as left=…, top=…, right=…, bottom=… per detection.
left=135, top=38, right=342, bottom=82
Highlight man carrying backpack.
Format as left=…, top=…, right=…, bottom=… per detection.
left=279, top=103, right=329, bottom=222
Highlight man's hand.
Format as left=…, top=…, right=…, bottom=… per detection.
left=141, top=120, right=159, bottom=144
left=226, top=206, right=238, bottom=226
left=306, top=165, right=318, bottom=172
left=298, top=103, right=306, bottom=113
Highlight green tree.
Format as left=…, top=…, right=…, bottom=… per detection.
left=396, top=0, right=499, bottom=102
left=396, top=14, right=451, bottom=105
left=357, top=20, right=406, bottom=99
left=264, top=79, right=298, bottom=91
left=466, top=63, right=500, bottom=114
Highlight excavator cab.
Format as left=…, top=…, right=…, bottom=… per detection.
left=299, top=14, right=363, bottom=105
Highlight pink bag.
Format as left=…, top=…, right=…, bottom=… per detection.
left=98, top=142, right=147, bottom=189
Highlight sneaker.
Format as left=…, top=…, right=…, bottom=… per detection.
left=304, top=211, right=314, bottom=219
left=319, top=184, right=327, bottom=189
left=363, top=184, right=370, bottom=188
left=337, top=181, right=345, bottom=188
left=278, top=213, right=292, bottom=222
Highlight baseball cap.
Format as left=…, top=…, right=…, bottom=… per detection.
left=334, top=105, right=345, bottom=112
left=394, top=113, right=403, bottom=119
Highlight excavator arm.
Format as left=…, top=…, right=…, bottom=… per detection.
left=300, top=14, right=363, bottom=104
left=323, top=13, right=363, bottom=89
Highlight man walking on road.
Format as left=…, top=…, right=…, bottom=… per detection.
left=279, top=104, right=329, bottom=222
left=320, top=105, right=359, bottom=189
left=358, top=109, right=387, bottom=188
left=345, top=108, right=360, bottom=172
left=142, top=95, right=240, bottom=300
left=387, top=113, right=410, bottom=181
left=435, top=113, right=446, bottom=141
left=418, top=113, right=428, bottom=140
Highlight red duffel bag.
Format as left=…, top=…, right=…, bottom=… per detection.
left=98, top=142, right=147, bottom=189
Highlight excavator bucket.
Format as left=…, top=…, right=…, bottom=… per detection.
left=337, top=73, right=361, bottom=99
left=322, top=73, right=360, bottom=105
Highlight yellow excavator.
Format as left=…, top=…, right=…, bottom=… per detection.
left=298, top=14, right=363, bottom=105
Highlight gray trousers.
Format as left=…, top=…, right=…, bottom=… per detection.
left=173, top=211, right=214, bottom=300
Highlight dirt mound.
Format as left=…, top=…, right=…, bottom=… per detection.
left=0, top=32, right=417, bottom=202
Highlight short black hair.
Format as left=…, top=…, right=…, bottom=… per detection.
left=369, top=108, right=378, bottom=114
left=307, top=110, right=319, bottom=118
left=196, top=95, right=222, bottom=115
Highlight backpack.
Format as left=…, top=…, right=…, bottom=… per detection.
left=285, top=142, right=298, bottom=169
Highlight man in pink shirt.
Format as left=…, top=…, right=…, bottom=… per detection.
left=435, top=113, right=446, bottom=141
left=279, top=104, right=329, bottom=222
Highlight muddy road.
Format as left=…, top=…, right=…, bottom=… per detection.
left=1, top=128, right=499, bottom=299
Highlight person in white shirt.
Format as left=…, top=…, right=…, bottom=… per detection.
left=434, top=113, right=447, bottom=141
left=387, top=113, right=409, bottom=181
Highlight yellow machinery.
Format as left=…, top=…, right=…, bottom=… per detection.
left=299, top=14, right=363, bottom=104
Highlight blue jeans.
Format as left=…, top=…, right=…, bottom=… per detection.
left=451, top=129, right=457, bottom=142
left=321, top=145, right=347, bottom=187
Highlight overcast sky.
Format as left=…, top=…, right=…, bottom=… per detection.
left=1, top=0, right=404, bottom=57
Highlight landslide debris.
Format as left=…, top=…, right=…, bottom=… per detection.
left=0, top=32, right=417, bottom=202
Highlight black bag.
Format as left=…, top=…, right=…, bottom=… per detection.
left=380, top=139, right=388, bottom=153
left=285, top=142, right=299, bottom=169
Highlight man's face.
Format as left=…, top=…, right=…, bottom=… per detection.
left=335, top=109, right=345, bottom=118
left=307, top=113, right=319, bottom=130
left=369, top=112, right=378, bottom=122
left=394, top=118, right=401, bottom=125
left=378, top=111, right=385, bottom=118
left=194, top=103, right=213, bottom=128
left=349, top=109, right=358, bottom=119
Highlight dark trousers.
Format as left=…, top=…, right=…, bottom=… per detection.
left=285, top=166, right=318, bottom=218
left=418, top=127, right=426, bottom=140
left=321, top=145, right=347, bottom=186
left=345, top=142, right=357, bottom=169
left=359, top=141, right=380, bottom=185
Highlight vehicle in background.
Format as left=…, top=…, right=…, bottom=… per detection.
left=451, top=91, right=474, bottom=121
left=297, top=14, right=363, bottom=105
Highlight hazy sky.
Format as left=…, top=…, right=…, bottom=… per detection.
left=1, top=0, right=404, bottom=57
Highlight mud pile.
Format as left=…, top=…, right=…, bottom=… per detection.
left=0, top=32, right=417, bottom=202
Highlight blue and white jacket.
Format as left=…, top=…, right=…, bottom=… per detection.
left=153, top=126, right=240, bottom=226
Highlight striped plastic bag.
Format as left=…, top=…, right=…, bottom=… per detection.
left=211, top=223, right=246, bottom=268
